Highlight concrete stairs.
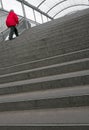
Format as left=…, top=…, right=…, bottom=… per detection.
left=0, top=8, right=89, bottom=129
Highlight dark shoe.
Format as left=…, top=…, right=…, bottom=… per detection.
left=9, top=38, right=15, bottom=40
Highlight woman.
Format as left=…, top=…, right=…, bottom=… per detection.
left=6, top=10, right=19, bottom=40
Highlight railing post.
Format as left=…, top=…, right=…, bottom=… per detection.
left=1, top=0, right=3, bottom=9
left=1, top=32, right=5, bottom=41
left=41, top=13, right=43, bottom=23
left=21, top=0, right=28, bottom=29
left=33, top=9, right=37, bottom=25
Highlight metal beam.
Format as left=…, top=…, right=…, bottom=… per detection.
left=16, top=0, right=53, bottom=20
left=37, top=0, right=46, bottom=8
left=47, top=0, right=67, bottom=13
left=53, top=4, right=89, bottom=18
left=1, top=0, right=3, bottom=9
left=21, top=0, right=28, bottom=29
left=33, top=9, right=37, bottom=24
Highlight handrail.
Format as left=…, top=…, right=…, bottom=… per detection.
left=0, top=17, right=27, bottom=41
left=0, top=17, right=24, bottom=34
left=0, top=8, right=39, bottom=42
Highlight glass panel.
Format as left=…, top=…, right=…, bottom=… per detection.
left=30, top=22, right=37, bottom=27
left=48, top=18, right=51, bottom=21
left=0, top=1, right=2, bottom=8
left=39, top=0, right=60, bottom=12
left=47, top=0, right=89, bottom=18
left=25, top=0, right=44, bottom=7
left=24, top=5, right=35, bottom=21
left=0, top=10, right=7, bottom=32
left=48, top=2, right=64, bottom=17
left=55, top=5, right=89, bottom=19
left=42, top=15, right=47, bottom=23
left=2, top=0, right=23, bottom=16
left=35, top=10, right=42, bottom=23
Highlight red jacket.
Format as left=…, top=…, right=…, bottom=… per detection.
left=6, top=11, right=19, bottom=27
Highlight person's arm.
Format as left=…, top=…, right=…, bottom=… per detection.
left=14, top=13, right=19, bottom=24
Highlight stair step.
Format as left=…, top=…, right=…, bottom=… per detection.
left=0, top=86, right=89, bottom=111
left=0, top=40, right=89, bottom=67
left=0, top=72, right=89, bottom=95
left=0, top=107, right=88, bottom=124
left=0, top=48, right=89, bottom=74
left=0, top=85, right=89, bottom=103
left=1, top=34, right=89, bottom=55
left=0, top=59, right=89, bottom=84
left=0, top=125, right=88, bottom=130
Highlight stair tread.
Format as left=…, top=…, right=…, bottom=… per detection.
left=0, top=48, right=89, bottom=75
left=0, top=57, right=89, bottom=77
left=0, top=107, right=89, bottom=124
left=0, top=85, right=88, bottom=103
left=0, top=70, right=89, bottom=88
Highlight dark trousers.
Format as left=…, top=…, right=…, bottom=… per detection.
left=9, top=26, right=18, bottom=40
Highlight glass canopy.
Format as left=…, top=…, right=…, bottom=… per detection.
left=25, top=0, right=89, bottom=18
left=0, top=0, right=89, bottom=25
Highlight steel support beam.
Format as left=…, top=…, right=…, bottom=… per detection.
left=21, top=0, right=28, bottom=29
left=53, top=4, right=89, bottom=18
left=47, top=0, right=67, bottom=13
left=41, top=13, right=43, bottom=23
left=33, top=9, right=37, bottom=24
left=37, top=0, right=46, bottom=8
left=16, top=0, right=53, bottom=20
left=1, top=0, right=3, bottom=9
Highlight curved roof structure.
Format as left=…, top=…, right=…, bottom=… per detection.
left=0, top=0, right=89, bottom=41
left=1, top=0, right=89, bottom=18
left=0, top=0, right=89, bottom=25
left=24, top=0, right=89, bottom=18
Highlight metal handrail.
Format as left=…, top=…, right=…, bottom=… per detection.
left=0, top=17, right=27, bottom=42
left=0, top=17, right=24, bottom=33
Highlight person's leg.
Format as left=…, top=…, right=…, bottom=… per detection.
left=14, top=26, right=19, bottom=37
left=9, top=26, right=14, bottom=40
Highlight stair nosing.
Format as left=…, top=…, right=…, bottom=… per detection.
left=0, top=57, right=89, bottom=78
left=0, top=69, right=89, bottom=88
left=0, top=48, right=89, bottom=70
left=0, top=85, right=89, bottom=103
